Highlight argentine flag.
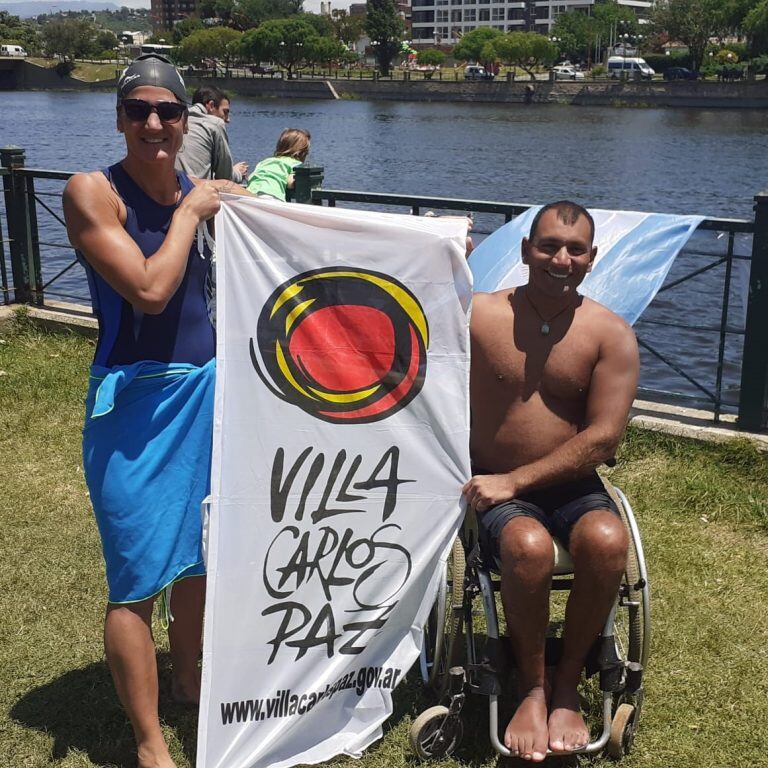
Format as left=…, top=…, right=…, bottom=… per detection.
left=469, top=207, right=704, bottom=326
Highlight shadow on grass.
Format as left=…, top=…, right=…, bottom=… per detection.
left=12, top=655, right=586, bottom=768
left=10, top=652, right=197, bottom=767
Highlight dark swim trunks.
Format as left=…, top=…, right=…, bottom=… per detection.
left=475, top=471, right=618, bottom=569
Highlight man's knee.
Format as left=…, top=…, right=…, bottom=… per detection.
left=570, top=509, right=628, bottom=571
left=106, top=596, right=155, bottom=624
left=498, top=517, right=554, bottom=574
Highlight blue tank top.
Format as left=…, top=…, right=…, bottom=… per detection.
left=80, top=163, right=215, bottom=367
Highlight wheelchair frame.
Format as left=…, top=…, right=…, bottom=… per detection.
left=412, top=483, right=650, bottom=760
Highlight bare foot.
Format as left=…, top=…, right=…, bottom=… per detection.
left=548, top=683, right=589, bottom=753
left=504, top=686, right=549, bottom=762
left=137, top=740, right=177, bottom=768
left=170, top=675, right=200, bottom=706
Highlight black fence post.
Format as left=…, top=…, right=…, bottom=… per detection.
left=738, top=191, right=768, bottom=430
left=293, top=165, right=324, bottom=205
left=1, top=145, right=42, bottom=305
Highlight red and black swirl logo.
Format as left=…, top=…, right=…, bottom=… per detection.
left=250, top=268, right=429, bottom=424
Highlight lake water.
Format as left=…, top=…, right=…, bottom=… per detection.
left=1, top=90, right=765, bottom=408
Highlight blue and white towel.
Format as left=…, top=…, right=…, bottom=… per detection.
left=83, top=358, right=215, bottom=603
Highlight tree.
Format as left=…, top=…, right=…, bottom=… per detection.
left=241, top=17, right=317, bottom=77
left=199, top=0, right=217, bottom=19
left=591, top=1, right=638, bottom=62
left=176, top=27, right=243, bottom=69
left=232, top=0, right=304, bottom=30
left=172, top=16, right=205, bottom=44
left=330, top=8, right=364, bottom=48
left=721, top=0, right=760, bottom=34
left=493, top=31, right=557, bottom=80
left=308, top=35, right=346, bottom=67
left=0, top=11, right=40, bottom=53
left=300, top=11, right=334, bottom=37
left=745, top=0, right=768, bottom=55
left=452, top=26, right=502, bottom=64
left=552, top=9, right=596, bottom=64
left=365, top=0, right=403, bottom=76
left=652, top=0, right=727, bottom=71
left=94, top=29, right=119, bottom=54
left=417, top=48, right=445, bottom=67
left=41, top=17, right=99, bottom=60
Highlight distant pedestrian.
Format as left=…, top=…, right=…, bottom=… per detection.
left=246, top=128, right=311, bottom=201
left=175, top=85, right=248, bottom=182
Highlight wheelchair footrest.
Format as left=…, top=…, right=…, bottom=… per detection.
left=467, top=660, right=503, bottom=696
left=467, top=637, right=506, bottom=696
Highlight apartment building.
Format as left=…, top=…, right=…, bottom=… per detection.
left=411, top=0, right=653, bottom=45
left=150, top=0, right=198, bottom=31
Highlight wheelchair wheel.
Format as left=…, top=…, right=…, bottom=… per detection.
left=420, top=536, right=466, bottom=696
left=612, top=486, right=650, bottom=672
left=409, top=705, right=463, bottom=759
left=607, top=702, right=637, bottom=758
left=622, top=524, right=644, bottom=664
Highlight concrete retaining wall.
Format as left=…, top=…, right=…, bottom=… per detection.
left=185, top=74, right=335, bottom=100
left=208, top=75, right=768, bottom=109
left=3, top=60, right=768, bottom=108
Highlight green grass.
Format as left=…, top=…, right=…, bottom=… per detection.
left=1, top=311, right=767, bottom=768
left=25, top=57, right=119, bottom=82
left=69, top=62, right=121, bottom=82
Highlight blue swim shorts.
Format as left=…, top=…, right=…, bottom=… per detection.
left=475, top=471, right=618, bottom=570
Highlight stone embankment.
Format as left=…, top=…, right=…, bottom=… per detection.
left=204, top=75, right=768, bottom=109
left=3, top=59, right=767, bottom=108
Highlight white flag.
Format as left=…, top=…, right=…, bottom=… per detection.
left=197, top=197, right=472, bottom=768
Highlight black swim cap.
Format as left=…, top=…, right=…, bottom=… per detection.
left=117, top=54, right=187, bottom=104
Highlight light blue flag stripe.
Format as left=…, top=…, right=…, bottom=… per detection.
left=580, top=212, right=703, bottom=325
left=469, top=206, right=541, bottom=292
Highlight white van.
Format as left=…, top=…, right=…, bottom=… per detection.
left=607, top=56, right=654, bottom=80
left=1, top=44, right=28, bottom=57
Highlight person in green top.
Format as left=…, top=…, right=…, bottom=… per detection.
left=246, top=128, right=311, bottom=200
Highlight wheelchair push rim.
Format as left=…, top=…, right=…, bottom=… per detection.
left=419, top=536, right=466, bottom=696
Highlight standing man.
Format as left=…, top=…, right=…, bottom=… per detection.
left=463, top=201, right=639, bottom=761
left=175, top=84, right=248, bottom=182
left=63, top=55, right=249, bottom=768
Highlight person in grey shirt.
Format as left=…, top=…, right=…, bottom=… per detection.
left=175, top=85, right=248, bottom=182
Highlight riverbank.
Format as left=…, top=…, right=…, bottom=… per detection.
left=1, top=314, right=767, bottom=768
left=3, top=58, right=768, bottom=109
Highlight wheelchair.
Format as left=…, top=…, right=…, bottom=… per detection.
left=410, top=480, right=650, bottom=760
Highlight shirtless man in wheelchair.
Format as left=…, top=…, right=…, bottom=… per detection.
left=462, top=201, right=639, bottom=761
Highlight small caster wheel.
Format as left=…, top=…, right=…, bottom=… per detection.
left=607, top=702, right=637, bottom=759
left=409, top=705, right=463, bottom=760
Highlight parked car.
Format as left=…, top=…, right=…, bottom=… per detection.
left=464, top=65, right=494, bottom=81
left=663, top=67, right=699, bottom=81
left=250, top=64, right=278, bottom=75
left=552, top=65, right=586, bottom=80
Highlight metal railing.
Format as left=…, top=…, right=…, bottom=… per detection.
left=1, top=146, right=766, bottom=431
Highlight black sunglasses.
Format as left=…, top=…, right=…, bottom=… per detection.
left=121, top=98, right=187, bottom=124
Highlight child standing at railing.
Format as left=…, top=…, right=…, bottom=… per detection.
left=246, top=128, right=311, bottom=200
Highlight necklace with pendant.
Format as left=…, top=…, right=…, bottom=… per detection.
left=523, top=289, right=574, bottom=336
